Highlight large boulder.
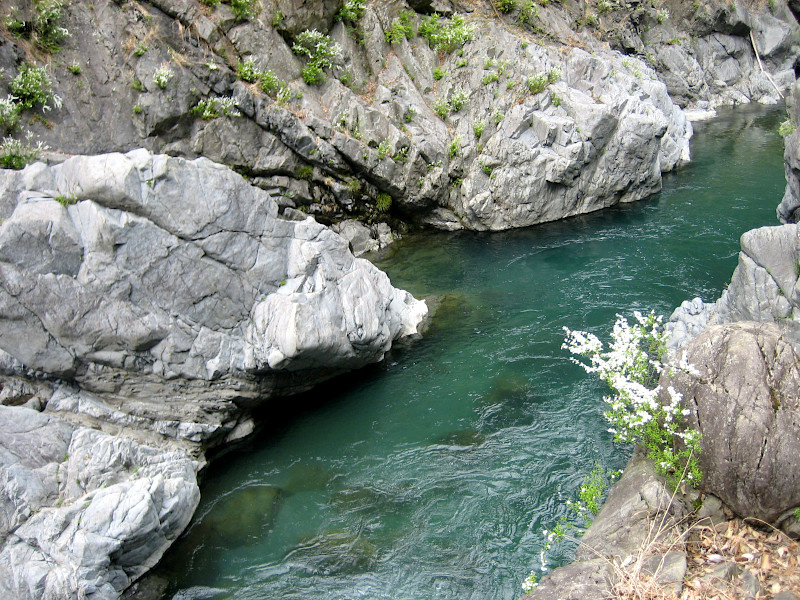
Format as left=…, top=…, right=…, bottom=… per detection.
left=0, top=405, right=200, bottom=600
left=0, top=150, right=427, bottom=444
left=0, top=150, right=427, bottom=599
left=661, top=322, right=800, bottom=534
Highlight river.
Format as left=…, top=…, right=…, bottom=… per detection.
left=156, top=104, right=786, bottom=600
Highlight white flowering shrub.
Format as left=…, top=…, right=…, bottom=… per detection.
left=9, top=64, right=61, bottom=111
left=292, top=29, right=343, bottom=85
left=153, top=64, right=174, bottom=90
left=190, top=97, right=240, bottom=120
left=0, top=96, right=21, bottom=133
left=563, top=311, right=702, bottom=489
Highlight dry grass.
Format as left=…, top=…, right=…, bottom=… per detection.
left=601, top=511, right=800, bottom=600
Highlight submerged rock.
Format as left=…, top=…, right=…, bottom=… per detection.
left=285, top=529, right=378, bottom=576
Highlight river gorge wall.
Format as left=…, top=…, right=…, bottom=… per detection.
left=1, top=0, right=800, bottom=599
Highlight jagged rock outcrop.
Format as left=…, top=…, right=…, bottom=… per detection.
left=0, top=0, right=690, bottom=237
left=0, top=405, right=200, bottom=600
left=661, top=322, right=800, bottom=536
left=522, top=448, right=688, bottom=600
left=779, top=80, right=800, bottom=222
left=3, top=0, right=796, bottom=239
left=0, top=149, right=427, bottom=599
left=667, top=222, right=800, bottom=350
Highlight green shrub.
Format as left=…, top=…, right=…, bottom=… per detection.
left=376, top=192, right=392, bottom=212
left=518, top=0, right=538, bottom=23
left=473, top=120, right=485, bottom=139
left=133, top=103, right=143, bottom=115
left=377, top=138, right=393, bottom=160
left=5, top=0, right=70, bottom=54
left=482, top=70, right=500, bottom=85
left=337, top=0, right=366, bottom=22
left=419, top=13, right=474, bottom=53
left=550, top=91, right=561, bottom=107
left=230, top=0, right=259, bottom=20
left=259, top=70, right=284, bottom=96
left=0, top=134, right=45, bottom=170
left=67, top=61, right=82, bottom=75
left=385, top=10, right=414, bottom=43
left=292, top=29, right=342, bottom=86
left=526, top=73, right=548, bottom=94
left=296, top=165, right=313, bottom=181
left=0, top=97, right=21, bottom=134
left=404, top=107, right=417, bottom=122
left=433, top=66, right=447, bottom=80
left=449, top=89, right=469, bottom=112
left=237, top=58, right=260, bottom=83
left=9, top=64, right=59, bottom=110
left=548, top=67, right=560, bottom=83
left=779, top=119, right=796, bottom=137
left=190, top=97, right=240, bottom=119
left=448, top=135, right=461, bottom=158
left=433, top=97, right=450, bottom=119
left=495, top=0, right=517, bottom=12
left=133, top=43, right=148, bottom=56
left=152, top=64, right=173, bottom=89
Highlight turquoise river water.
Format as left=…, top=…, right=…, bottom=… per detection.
left=158, top=104, right=786, bottom=600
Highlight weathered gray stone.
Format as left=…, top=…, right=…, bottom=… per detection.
left=661, top=322, right=800, bottom=528
left=0, top=405, right=200, bottom=600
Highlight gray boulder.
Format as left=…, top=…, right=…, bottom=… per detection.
left=0, top=405, right=200, bottom=600
left=523, top=448, right=687, bottom=600
left=661, top=322, right=800, bottom=533
left=0, top=150, right=427, bottom=443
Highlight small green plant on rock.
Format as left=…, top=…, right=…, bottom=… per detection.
left=473, top=120, right=485, bottom=139
left=449, top=89, right=469, bottom=112
left=495, top=0, right=517, bottom=12
left=230, top=0, right=259, bottom=20
left=377, top=138, right=392, bottom=160
left=418, top=13, right=475, bottom=53
left=0, top=97, right=21, bottom=134
left=337, top=0, right=365, bottom=22
left=152, top=63, right=173, bottom=89
left=237, top=58, right=260, bottom=83
left=10, top=64, right=60, bottom=111
left=449, top=135, right=461, bottom=158
left=5, top=0, right=70, bottom=54
left=385, top=10, right=414, bottom=43
left=190, top=97, right=240, bottom=119
left=296, top=165, right=313, bottom=181
left=779, top=119, right=796, bottom=137
left=519, top=0, right=538, bottom=23
left=67, top=61, right=82, bottom=75
left=259, top=70, right=285, bottom=96
left=433, top=66, right=447, bottom=80
left=376, top=192, right=392, bottom=212
left=292, top=29, right=343, bottom=86
left=433, top=97, right=450, bottom=119
left=0, top=133, right=46, bottom=170
left=526, top=73, right=548, bottom=94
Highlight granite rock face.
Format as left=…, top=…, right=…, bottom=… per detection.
left=779, top=80, right=800, bottom=223
left=522, top=449, right=688, bottom=600
left=0, top=150, right=426, bottom=441
left=662, top=322, right=800, bottom=534
left=667, top=223, right=800, bottom=350
left=0, top=405, right=200, bottom=600
left=0, top=150, right=426, bottom=599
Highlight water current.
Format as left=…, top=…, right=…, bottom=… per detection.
left=158, top=104, right=787, bottom=600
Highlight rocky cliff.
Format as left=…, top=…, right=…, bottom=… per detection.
left=1, top=0, right=797, bottom=244
left=0, top=150, right=426, bottom=600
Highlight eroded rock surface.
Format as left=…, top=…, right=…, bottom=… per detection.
left=661, top=322, right=800, bottom=532
left=0, top=150, right=426, bottom=599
